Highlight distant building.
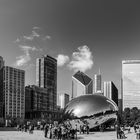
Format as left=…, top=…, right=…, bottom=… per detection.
left=94, top=74, right=102, bottom=93
left=36, top=55, right=57, bottom=111
left=72, top=71, right=93, bottom=99
left=0, top=56, right=4, bottom=118
left=58, top=93, right=69, bottom=109
left=103, top=81, right=118, bottom=105
left=4, top=66, right=25, bottom=118
left=25, top=85, right=62, bottom=121
left=122, top=60, right=140, bottom=110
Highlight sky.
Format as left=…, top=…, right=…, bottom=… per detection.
left=1, top=0, right=140, bottom=98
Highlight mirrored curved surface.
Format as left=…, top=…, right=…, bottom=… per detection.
left=62, top=94, right=118, bottom=129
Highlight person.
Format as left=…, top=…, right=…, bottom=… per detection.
left=57, top=126, right=62, bottom=140
left=44, top=123, right=49, bottom=138
left=116, top=124, right=120, bottom=139
left=128, top=125, right=131, bottom=133
left=120, top=126, right=127, bottom=139
left=134, top=125, right=137, bottom=133
left=86, top=125, right=89, bottom=134
left=79, top=125, right=82, bottom=134
left=136, top=126, right=140, bottom=140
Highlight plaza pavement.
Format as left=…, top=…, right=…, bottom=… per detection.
left=0, top=129, right=138, bottom=140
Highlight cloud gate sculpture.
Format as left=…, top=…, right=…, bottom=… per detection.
left=62, top=94, right=118, bottom=129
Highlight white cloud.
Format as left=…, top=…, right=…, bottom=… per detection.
left=68, top=45, right=93, bottom=72
left=32, top=30, right=40, bottom=37
left=43, top=35, right=51, bottom=40
left=14, top=38, right=20, bottom=43
left=56, top=54, right=69, bottom=67
left=15, top=45, right=40, bottom=67
left=23, top=30, right=40, bottom=41
left=23, top=35, right=34, bottom=41
left=33, top=26, right=40, bottom=30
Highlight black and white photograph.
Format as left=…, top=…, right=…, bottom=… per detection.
left=0, top=0, right=140, bottom=140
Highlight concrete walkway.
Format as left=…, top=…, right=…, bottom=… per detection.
left=0, top=129, right=138, bottom=140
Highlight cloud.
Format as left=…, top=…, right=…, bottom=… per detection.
left=43, top=35, right=51, bottom=40
left=23, top=35, right=34, bottom=41
left=14, top=38, right=20, bottom=43
left=68, top=45, right=93, bottom=72
left=56, top=54, right=69, bottom=67
left=33, top=26, right=40, bottom=30
left=23, top=30, right=40, bottom=41
left=15, top=45, right=40, bottom=67
left=32, top=30, right=40, bottom=37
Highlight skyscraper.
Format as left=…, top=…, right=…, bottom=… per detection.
left=103, top=81, right=118, bottom=105
left=94, top=74, right=102, bottom=93
left=58, top=93, right=69, bottom=109
left=0, top=56, right=4, bottom=118
left=72, top=71, right=93, bottom=99
left=122, top=60, right=140, bottom=110
left=4, top=66, right=25, bottom=118
left=36, top=55, right=57, bottom=111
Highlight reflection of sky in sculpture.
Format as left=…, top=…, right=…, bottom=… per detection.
left=122, top=61, right=140, bottom=109
left=63, top=94, right=118, bottom=129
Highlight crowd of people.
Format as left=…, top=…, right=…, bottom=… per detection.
left=16, top=121, right=90, bottom=139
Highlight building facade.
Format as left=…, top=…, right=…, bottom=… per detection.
left=94, top=74, right=102, bottom=93
left=25, top=85, right=62, bottom=121
left=4, top=66, right=25, bottom=118
left=58, top=93, right=69, bottom=109
left=25, top=85, right=48, bottom=119
left=36, top=55, right=57, bottom=111
left=122, top=60, right=140, bottom=110
left=103, top=81, right=118, bottom=105
left=72, top=71, right=93, bottom=99
left=0, top=56, right=4, bottom=118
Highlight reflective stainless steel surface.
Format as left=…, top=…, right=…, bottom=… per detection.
left=62, top=94, right=118, bottom=129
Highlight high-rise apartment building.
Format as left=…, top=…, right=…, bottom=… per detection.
left=72, top=71, right=93, bottom=99
left=25, top=85, right=48, bottom=119
left=122, top=60, right=140, bottom=110
left=103, top=81, right=118, bottom=105
left=4, top=66, right=25, bottom=118
left=94, top=74, right=102, bottom=93
left=0, top=56, right=4, bottom=118
left=36, top=55, right=57, bottom=111
left=58, top=93, right=69, bottom=109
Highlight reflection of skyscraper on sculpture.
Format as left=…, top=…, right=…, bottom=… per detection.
left=94, top=69, right=102, bottom=94
left=72, top=71, right=93, bottom=99
left=122, top=60, right=140, bottom=110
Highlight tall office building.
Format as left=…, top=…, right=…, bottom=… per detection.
left=0, top=56, right=4, bottom=118
left=58, top=93, right=69, bottom=109
left=36, top=55, right=57, bottom=111
left=72, top=71, right=93, bottom=99
left=103, top=81, right=118, bottom=105
left=4, top=66, right=25, bottom=118
left=122, top=60, right=140, bottom=110
left=94, top=74, right=102, bottom=93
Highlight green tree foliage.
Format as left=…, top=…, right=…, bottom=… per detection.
left=122, top=107, right=140, bottom=126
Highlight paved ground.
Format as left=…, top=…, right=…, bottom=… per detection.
left=0, top=129, right=138, bottom=140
